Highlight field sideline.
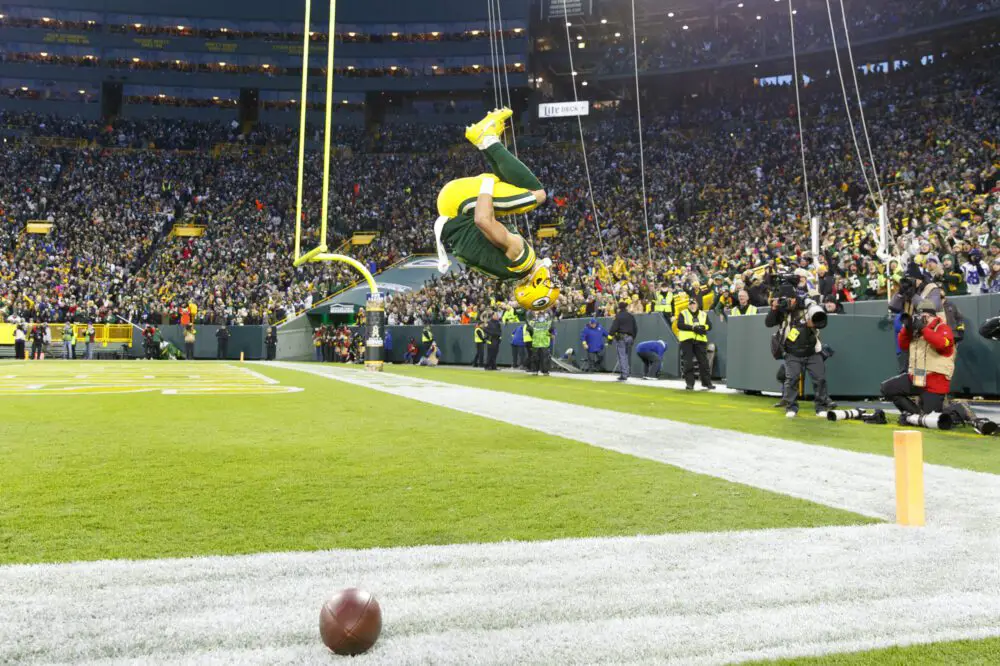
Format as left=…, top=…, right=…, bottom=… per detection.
left=2, top=360, right=999, bottom=664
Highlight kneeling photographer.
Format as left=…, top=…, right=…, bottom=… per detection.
left=880, top=300, right=955, bottom=426
left=766, top=283, right=836, bottom=418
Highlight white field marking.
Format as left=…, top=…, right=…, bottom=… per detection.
left=448, top=364, right=747, bottom=394
left=75, top=374, right=88, bottom=379
left=143, top=375, right=155, bottom=379
left=231, top=363, right=279, bottom=384
left=269, top=363, right=1000, bottom=527
left=2, top=526, right=999, bottom=665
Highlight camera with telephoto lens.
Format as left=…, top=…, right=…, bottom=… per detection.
left=900, top=412, right=953, bottom=430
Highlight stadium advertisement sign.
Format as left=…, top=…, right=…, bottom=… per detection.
left=538, top=101, right=590, bottom=119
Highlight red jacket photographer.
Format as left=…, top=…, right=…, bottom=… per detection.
left=897, top=314, right=955, bottom=394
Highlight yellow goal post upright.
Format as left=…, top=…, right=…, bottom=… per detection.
left=292, top=0, right=384, bottom=371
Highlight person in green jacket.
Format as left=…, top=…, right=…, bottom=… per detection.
left=501, top=304, right=520, bottom=324
left=526, top=313, right=554, bottom=376
left=61, top=323, right=73, bottom=360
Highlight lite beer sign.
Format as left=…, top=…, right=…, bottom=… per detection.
left=538, top=101, right=590, bottom=119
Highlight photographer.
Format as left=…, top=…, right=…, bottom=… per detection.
left=881, top=300, right=955, bottom=420
left=889, top=262, right=943, bottom=320
left=766, top=285, right=836, bottom=418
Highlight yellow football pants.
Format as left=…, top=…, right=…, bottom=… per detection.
left=436, top=174, right=540, bottom=219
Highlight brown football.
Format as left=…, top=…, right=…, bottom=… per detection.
left=319, top=588, right=382, bottom=656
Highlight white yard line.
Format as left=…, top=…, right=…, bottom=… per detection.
left=268, top=363, right=1000, bottom=527
left=2, top=526, right=998, bottom=665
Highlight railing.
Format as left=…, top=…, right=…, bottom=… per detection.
left=0, top=323, right=133, bottom=346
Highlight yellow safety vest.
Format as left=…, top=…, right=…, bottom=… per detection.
left=677, top=310, right=708, bottom=343
left=474, top=326, right=485, bottom=343
left=653, top=293, right=673, bottom=313
left=730, top=304, right=758, bottom=316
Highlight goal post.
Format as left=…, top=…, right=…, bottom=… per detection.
left=292, top=0, right=383, bottom=371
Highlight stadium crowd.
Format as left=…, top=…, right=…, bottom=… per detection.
left=598, top=0, right=1000, bottom=75
left=2, top=55, right=998, bottom=328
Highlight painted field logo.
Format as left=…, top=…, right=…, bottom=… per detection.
left=0, top=363, right=302, bottom=396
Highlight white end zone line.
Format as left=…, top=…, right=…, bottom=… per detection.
left=1, top=525, right=998, bottom=665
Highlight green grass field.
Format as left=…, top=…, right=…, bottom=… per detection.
left=385, top=365, right=1000, bottom=475
left=3, top=360, right=997, bottom=665
left=0, top=361, right=867, bottom=565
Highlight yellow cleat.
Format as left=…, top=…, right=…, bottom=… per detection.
left=465, top=107, right=513, bottom=147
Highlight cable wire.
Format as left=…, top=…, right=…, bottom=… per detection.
left=560, top=0, right=607, bottom=263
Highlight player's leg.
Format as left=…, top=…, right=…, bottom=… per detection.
left=466, top=109, right=545, bottom=205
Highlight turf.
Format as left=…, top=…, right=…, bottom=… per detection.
left=0, top=363, right=868, bottom=565
left=754, top=636, right=1000, bottom=665
left=385, top=366, right=1000, bottom=475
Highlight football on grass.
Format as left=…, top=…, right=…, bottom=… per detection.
left=319, top=588, right=382, bottom=656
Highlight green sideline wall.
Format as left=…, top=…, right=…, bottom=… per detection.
left=271, top=294, right=1000, bottom=397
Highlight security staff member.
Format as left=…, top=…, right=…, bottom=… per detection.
left=766, top=286, right=834, bottom=417
left=653, top=284, right=673, bottom=324
left=881, top=300, right=955, bottom=417
left=608, top=301, right=638, bottom=382
left=472, top=320, right=486, bottom=367
left=676, top=299, right=715, bottom=391
left=264, top=326, right=278, bottom=361
left=484, top=311, right=502, bottom=371
left=216, top=324, right=231, bottom=360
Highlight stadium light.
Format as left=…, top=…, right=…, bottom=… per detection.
left=42, top=17, right=51, bottom=22
left=134, top=23, right=141, bottom=28
left=682, top=25, right=689, bottom=30
left=219, top=61, right=226, bottom=66
left=582, top=81, right=588, bottom=86
left=514, top=62, right=522, bottom=67
left=793, top=9, right=798, bottom=14
left=737, top=2, right=744, bottom=7
left=614, top=32, right=621, bottom=37
left=668, top=12, right=674, bottom=17
left=158, top=93, right=165, bottom=98
left=572, top=70, right=578, bottom=76
left=514, top=28, right=522, bottom=33
left=348, top=31, right=356, bottom=37
left=601, top=18, right=607, bottom=24
left=132, top=57, right=140, bottom=62
left=431, top=65, right=438, bottom=70
left=756, top=15, right=762, bottom=20
left=431, top=31, right=439, bottom=36
left=20, top=86, right=28, bottom=91
left=212, top=96, right=219, bottom=100
left=578, top=42, right=586, bottom=48
left=40, top=52, right=48, bottom=57
left=470, top=30, right=480, bottom=35
left=262, top=63, right=270, bottom=69
left=347, top=65, right=354, bottom=70
left=391, top=31, right=399, bottom=37
left=342, top=99, right=348, bottom=104
left=177, top=25, right=184, bottom=30
left=390, top=65, right=398, bottom=70
left=78, top=89, right=86, bottom=94
left=566, top=21, right=572, bottom=27
left=576, top=35, right=582, bottom=40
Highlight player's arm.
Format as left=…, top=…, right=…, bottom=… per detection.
left=474, top=178, right=517, bottom=254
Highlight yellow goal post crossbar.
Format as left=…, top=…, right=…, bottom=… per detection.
left=291, top=0, right=379, bottom=298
